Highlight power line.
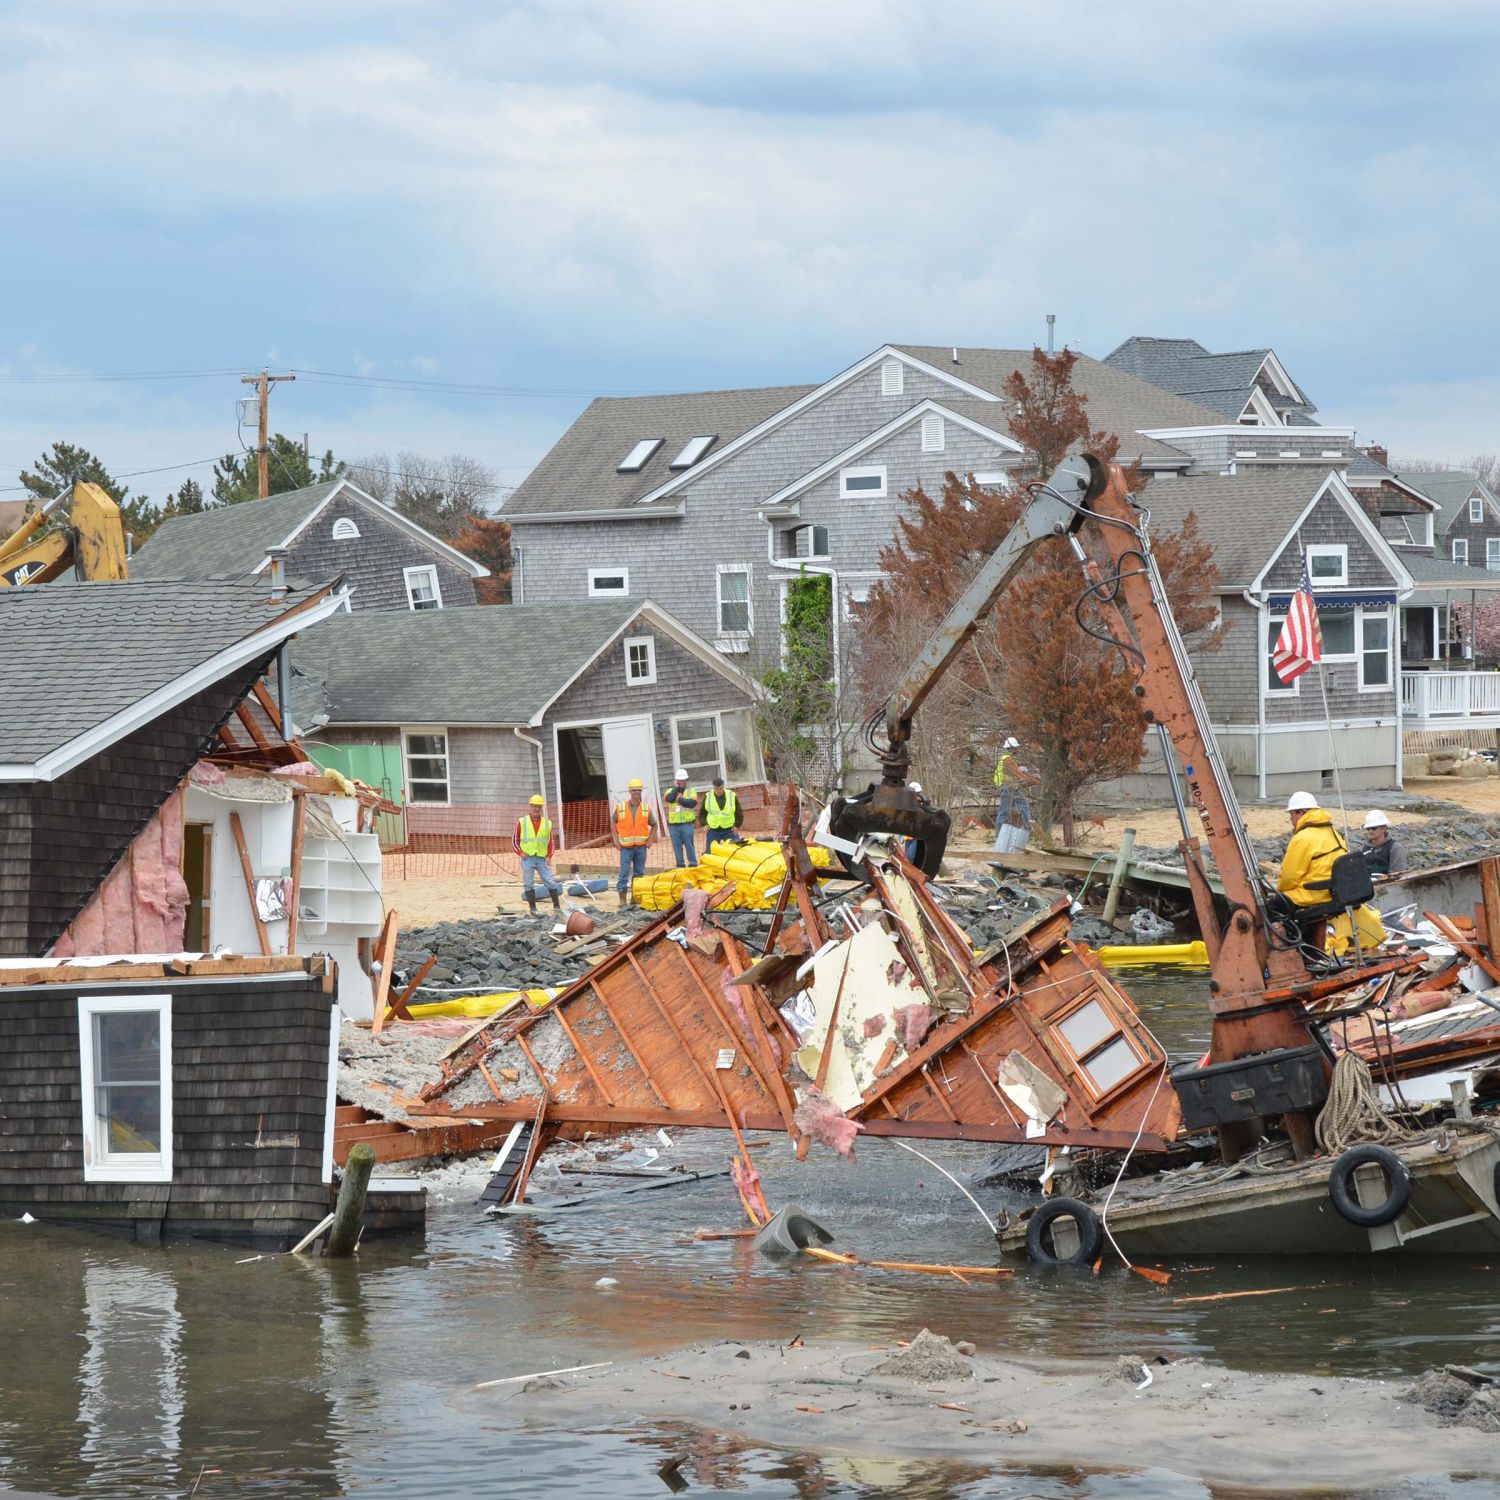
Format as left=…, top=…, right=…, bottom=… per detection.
left=0, top=367, right=250, bottom=384
left=0, top=454, right=223, bottom=495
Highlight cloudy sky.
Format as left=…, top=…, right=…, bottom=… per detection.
left=2, top=1, right=1497, bottom=506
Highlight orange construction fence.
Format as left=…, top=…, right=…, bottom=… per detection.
left=377, top=785, right=785, bottom=880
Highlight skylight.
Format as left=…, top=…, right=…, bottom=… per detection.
left=669, top=434, right=717, bottom=469
left=618, top=438, right=664, bottom=473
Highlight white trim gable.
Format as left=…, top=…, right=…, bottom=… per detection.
left=632, top=345, right=1002, bottom=507
left=758, top=400, right=1023, bottom=510
left=1248, top=471, right=1415, bottom=599
left=252, top=479, right=490, bottom=580
left=1239, top=386, right=1281, bottom=425
left=1257, top=351, right=1304, bottom=404
left=524, top=601, right=764, bottom=725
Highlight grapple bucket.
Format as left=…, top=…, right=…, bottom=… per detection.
left=827, top=782, right=951, bottom=877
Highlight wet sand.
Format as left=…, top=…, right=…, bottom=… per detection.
left=488, top=1333, right=1500, bottom=1491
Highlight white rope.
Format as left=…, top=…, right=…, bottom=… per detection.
left=1097, top=1059, right=1170, bottom=1269
left=881, top=1138, right=998, bottom=1235
left=1314, top=1050, right=1407, bottom=1156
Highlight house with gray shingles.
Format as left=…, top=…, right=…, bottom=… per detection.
left=131, top=478, right=487, bottom=612
left=503, top=345, right=1241, bottom=674
left=1398, top=471, right=1500, bottom=578
left=1103, top=337, right=1318, bottom=427
left=291, top=600, right=764, bottom=852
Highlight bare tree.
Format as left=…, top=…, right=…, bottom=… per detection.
left=1394, top=454, right=1500, bottom=488
left=345, top=450, right=500, bottom=540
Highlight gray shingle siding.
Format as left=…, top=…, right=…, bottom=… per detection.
left=1260, top=491, right=1393, bottom=592
left=286, top=494, right=478, bottom=613
left=1194, top=601, right=1258, bottom=725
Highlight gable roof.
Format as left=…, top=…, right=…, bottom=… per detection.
left=0, top=576, right=347, bottom=779
left=130, top=478, right=489, bottom=581
left=1397, top=471, right=1500, bottom=531
left=1102, top=337, right=1314, bottom=421
left=1138, top=469, right=1411, bottom=595
left=293, top=599, right=758, bottom=728
left=1399, top=550, right=1500, bottom=592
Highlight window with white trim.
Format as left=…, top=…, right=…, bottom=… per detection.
left=880, top=360, right=903, bottom=397
left=716, top=564, right=751, bottom=641
left=403, top=565, right=442, bottom=611
left=671, top=708, right=761, bottom=787
left=1360, top=611, right=1391, bottom=690
left=920, top=414, right=944, bottom=453
left=776, top=523, right=829, bottom=561
left=403, top=729, right=450, bottom=804
left=1454, top=538, right=1470, bottom=566
left=1471, top=496, right=1485, bottom=524
left=1051, top=996, right=1150, bottom=1098
left=840, top=465, right=887, bottom=500
left=79, top=996, right=172, bottom=1183
left=1305, top=544, right=1347, bottom=587
left=1265, top=613, right=1299, bottom=696
left=971, top=471, right=1010, bottom=490
left=1320, top=610, right=1356, bottom=658
left=670, top=435, right=716, bottom=469
left=1488, top=538, right=1500, bottom=572
left=623, top=635, right=656, bottom=685
left=618, top=438, right=663, bottom=473
left=512, top=545, right=525, bottom=605
left=331, top=517, right=361, bottom=540
left=588, top=567, right=629, bottom=597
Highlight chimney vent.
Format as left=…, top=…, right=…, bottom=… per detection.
left=1364, top=443, right=1389, bottom=469
left=266, top=547, right=288, bottom=602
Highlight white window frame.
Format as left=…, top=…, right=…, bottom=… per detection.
left=331, top=517, right=361, bottom=541
left=587, top=566, right=630, bottom=598
left=920, top=414, right=945, bottom=453
left=1318, top=608, right=1358, bottom=661
left=78, top=995, right=173, bottom=1184
left=716, top=563, right=752, bottom=649
left=618, top=438, right=663, bottom=473
left=669, top=707, right=763, bottom=788
left=623, top=634, right=657, bottom=686
left=839, top=464, right=887, bottom=500
left=1487, top=538, right=1500, bottom=573
left=971, top=471, right=1010, bottom=490
left=1358, top=608, right=1393, bottom=693
left=1304, top=544, right=1348, bottom=587
left=880, top=359, right=904, bottom=397
left=403, top=564, right=442, bottom=611
left=402, top=726, right=451, bottom=806
left=1454, top=537, right=1470, bottom=566
left=1265, top=611, right=1300, bottom=697
left=1471, top=495, right=1485, bottom=524
left=669, top=435, right=716, bottom=469
left=512, top=544, right=525, bottom=605
left=778, top=523, right=830, bottom=562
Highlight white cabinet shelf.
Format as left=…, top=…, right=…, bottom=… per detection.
left=297, top=833, right=383, bottom=936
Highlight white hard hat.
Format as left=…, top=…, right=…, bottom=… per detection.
left=1003, top=736, right=1019, bottom=749
left=1363, top=809, right=1390, bottom=829
left=1287, top=791, right=1319, bottom=812
left=908, top=781, right=923, bottom=795
left=674, top=767, right=688, bottom=779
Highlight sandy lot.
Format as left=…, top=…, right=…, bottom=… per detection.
left=483, top=1334, right=1500, bottom=1490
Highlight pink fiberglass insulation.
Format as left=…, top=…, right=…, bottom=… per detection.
left=271, top=761, right=320, bottom=777
left=720, top=972, right=753, bottom=1034
left=893, top=1002, right=933, bottom=1054
left=793, top=1087, right=863, bottom=1158
left=683, top=886, right=712, bottom=939
left=862, top=1013, right=887, bottom=1039
left=190, top=759, right=226, bottom=786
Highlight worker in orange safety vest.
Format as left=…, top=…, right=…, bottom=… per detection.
left=612, top=778, right=656, bottom=908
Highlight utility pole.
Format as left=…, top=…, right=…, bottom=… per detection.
left=240, top=370, right=296, bottom=499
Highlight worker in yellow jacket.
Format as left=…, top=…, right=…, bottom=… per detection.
left=1265, top=791, right=1349, bottom=937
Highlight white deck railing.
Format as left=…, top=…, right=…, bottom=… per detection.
left=1402, top=670, right=1500, bottom=722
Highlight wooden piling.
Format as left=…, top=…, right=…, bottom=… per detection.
left=1102, top=828, right=1137, bottom=926
left=325, top=1142, right=375, bottom=1257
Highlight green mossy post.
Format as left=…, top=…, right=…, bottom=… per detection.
left=325, top=1143, right=375, bottom=1257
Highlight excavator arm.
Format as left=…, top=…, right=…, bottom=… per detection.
left=0, top=483, right=128, bottom=586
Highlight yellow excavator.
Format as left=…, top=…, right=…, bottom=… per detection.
left=0, top=483, right=129, bottom=586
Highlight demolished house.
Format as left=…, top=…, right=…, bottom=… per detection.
left=0, top=576, right=414, bottom=1246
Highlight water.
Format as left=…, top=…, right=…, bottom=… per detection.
left=2, top=967, right=1498, bottom=1498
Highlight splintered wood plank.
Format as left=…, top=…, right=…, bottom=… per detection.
left=234, top=702, right=273, bottom=755
left=586, top=977, right=670, bottom=1109
left=229, top=811, right=272, bottom=957
left=369, top=912, right=399, bottom=1033
left=287, top=794, right=307, bottom=953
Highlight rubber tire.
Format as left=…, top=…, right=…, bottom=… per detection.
left=1327, top=1143, right=1412, bottom=1228
left=1025, top=1196, right=1104, bottom=1266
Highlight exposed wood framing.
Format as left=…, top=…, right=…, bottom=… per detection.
left=228, top=811, right=272, bottom=957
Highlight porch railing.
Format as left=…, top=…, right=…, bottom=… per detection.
left=1401, top=670, right=1500, bottom=722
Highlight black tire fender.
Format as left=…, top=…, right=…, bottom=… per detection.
left=1327, top=1143, right=1411, bottom=1228
left=1025, top=1196, right=1104, bottom=1266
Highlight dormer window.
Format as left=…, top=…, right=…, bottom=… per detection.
left=1471, top=496, right=1485, bottom=524
left=404, top=565, right=442, bottom=611
left=331, top=517, right=361, bottom=541
left=618, top=439, right=664, bottom=473
left=669, top=435, right=717, bottom=469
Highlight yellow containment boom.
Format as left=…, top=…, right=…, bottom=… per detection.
left=0, top=483, right=128, bottom=586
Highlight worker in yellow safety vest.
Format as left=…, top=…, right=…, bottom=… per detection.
left=698, top=776, right=744, bottom=846
left=992, top=735, right=1035, bottom=850
left=613, top=778, right=656, bottom=908
left=663, top=766, right=700, bottom=869
left=512, top=794, right=563, bottom=915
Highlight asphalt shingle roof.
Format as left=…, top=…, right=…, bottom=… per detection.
left=502, top=386, right=818, bottom=517
left=1398, top=471, right=1495, bottom=531
left=1102, top=337, right=1316, bottom=421
left=129, top=480, right=346, bottom=580
left=0, top=577, right=329, bottom=765
left=293, top=599, right=644, bottom=725
left=1399, top=552, right=1500, bottom=591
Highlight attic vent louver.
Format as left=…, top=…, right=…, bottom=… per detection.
left=618, top=438, right=664, bottom=473
left=669, top=434, right=717, bottom=469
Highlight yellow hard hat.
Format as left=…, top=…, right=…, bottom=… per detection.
left=529, top=794, right=544, bottom=806
left=627, top=778, right=644, bottom=790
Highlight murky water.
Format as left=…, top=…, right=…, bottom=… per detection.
left=2, top=967, right=1498, bottom=1498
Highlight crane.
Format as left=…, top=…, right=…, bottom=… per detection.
left=829, top=454, right=1326, bottom=1156
left=0, top=483, right=129, bottom=587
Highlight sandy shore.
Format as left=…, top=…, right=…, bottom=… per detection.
left=474, top=1333, right=1500, bottom=1489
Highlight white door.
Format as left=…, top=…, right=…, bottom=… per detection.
left=601, top=717, right=660, bottom=819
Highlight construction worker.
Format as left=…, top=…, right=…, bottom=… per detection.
left=513, top=794, right=562, bottom=915
left=1268, top=790, right=1348, bottom=922
left=992, top=736, right=1035, bottom=849
left=613, top=777, right=656, bottom=908
left=1361, top=810, right=1409, bottom=878
left=699, top=776, right=744, bottom=845
left=663, top=767, right=699, bottom=868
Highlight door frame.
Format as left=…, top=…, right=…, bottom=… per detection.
left=551, top=711, right=660, bottom=850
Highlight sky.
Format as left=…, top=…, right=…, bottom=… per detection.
left=1, top=0, right=1498, bottom=508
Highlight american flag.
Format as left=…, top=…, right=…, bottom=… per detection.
left=1272, top=558, right=1323, bottom=684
